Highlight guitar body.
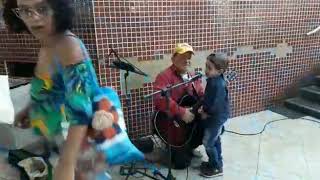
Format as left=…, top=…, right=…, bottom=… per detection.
left=153, top=95, right=199, bottom=147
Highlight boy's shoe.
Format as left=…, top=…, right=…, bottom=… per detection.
left=200, top=165, right=223, bottom=178
left=200, top=161, right=210, bottom=170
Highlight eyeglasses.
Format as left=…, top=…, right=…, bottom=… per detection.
left=12, top=6, right=53, bottom=20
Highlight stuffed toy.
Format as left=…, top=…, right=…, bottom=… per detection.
left=90, top=97, right=119, bottom=140
left=85, top=87, right=144, bottom=166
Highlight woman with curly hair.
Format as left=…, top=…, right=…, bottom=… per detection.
left=3, top=0, right=101, bottom=179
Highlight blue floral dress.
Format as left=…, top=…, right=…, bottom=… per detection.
left=29, top=37, right=100, bottom=138
left=28, top=37, right=143, bottom=167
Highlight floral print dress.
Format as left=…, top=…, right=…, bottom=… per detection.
left=29, top=37, right=100, bottom=139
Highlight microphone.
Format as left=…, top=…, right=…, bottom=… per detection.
left=110, top=60, right=148, bottom=77
left=188, top=73, right=203, bottom=82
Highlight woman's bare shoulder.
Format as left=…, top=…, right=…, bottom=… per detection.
left=55, top=35, right=85, bottom=67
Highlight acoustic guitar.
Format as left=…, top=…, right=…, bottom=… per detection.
left=153, top=71, right=237, bottom=147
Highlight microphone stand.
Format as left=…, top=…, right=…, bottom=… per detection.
left=109, top=48, right=148, bottom=76
left=111, top=49, right=131, bottom=105
left=143, top=79, right=200, bottom=180
left=108, top=49, right=168, bottom=180
left=120, top=163, right=167, bottom=180
left=124, top=70, right=130, bottom=104
left=109, top=48, right=148, bottom=106
left=107, top=49, right=201, bottom=180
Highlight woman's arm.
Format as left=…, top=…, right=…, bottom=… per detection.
left=53, top=125, right=87, bottom=180
left=53, top=35, right=94, bottom=180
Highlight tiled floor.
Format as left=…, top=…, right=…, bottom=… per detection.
left=1, top=110, right=320, bottom=180
left=108, top=111, right=320, bottom=180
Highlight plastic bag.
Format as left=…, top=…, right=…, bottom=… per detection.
left=18, top=157, right=48, bottom=180
left=8, top=149, right=52, bottom=180
left=0, top=75, right=15, bottom=124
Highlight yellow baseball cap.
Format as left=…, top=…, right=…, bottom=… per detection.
left=174, top=43, right=194, bottom=55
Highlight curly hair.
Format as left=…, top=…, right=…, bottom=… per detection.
left=2, top=0, right=74, bottom=33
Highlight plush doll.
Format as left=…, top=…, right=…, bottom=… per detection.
left=84, top=87, right=144, bottom=166
left=87, top=98, right=120, bottom=143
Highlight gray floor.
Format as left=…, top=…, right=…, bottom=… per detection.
left=107, top=111, right=320, bottom=180
left=1, top=110, right=320, bottom=180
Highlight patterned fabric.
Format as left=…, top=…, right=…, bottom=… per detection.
left=29, top=38, right=100, bottom=138
left=29, top=37, right=144, bottom=167
left=93, top=87, right=144, bottom=165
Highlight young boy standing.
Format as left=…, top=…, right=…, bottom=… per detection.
left=198, top=53, right=230, bottom=178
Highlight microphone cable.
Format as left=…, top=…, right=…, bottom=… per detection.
left=225, top=117, right=320, bottom=136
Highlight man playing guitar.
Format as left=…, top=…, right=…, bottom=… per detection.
left=153, top=43, right=204, bottom=169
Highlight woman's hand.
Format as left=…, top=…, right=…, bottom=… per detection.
left=14, top=108, right=31, bottom=128
left=53, top=125, right=88, bottom=180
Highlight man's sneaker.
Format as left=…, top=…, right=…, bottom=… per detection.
left=200, top=166, right=223, bottom=178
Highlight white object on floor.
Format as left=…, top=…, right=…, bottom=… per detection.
left=0, top=75, right=15, bottom=124
left=18, top=157, right=48, bottom=180
left=9, top=83, right=30, bottom=115
left=192, top=148, right=203, bottom=158
left=0, top=82, right=43, bottom=150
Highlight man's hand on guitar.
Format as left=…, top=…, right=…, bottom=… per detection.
left=182, top=108, right=195, bottom=123
left=198, top=106, right=209, bottom=120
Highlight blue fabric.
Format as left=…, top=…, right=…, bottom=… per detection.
left=201, top=74, right=230, bottom=169
left=95, top=172, right=111, bottom=180
left=202, top=124, right=224, bottom=169
left=202, top=74, right=230, bottom=127
left=29, top=36, right=144, bottom=167
left=29, top=37, right=100, bottom=137
left=94, top=87, right=144, bottom=165
left=96, top=131, right=144, bottom=165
